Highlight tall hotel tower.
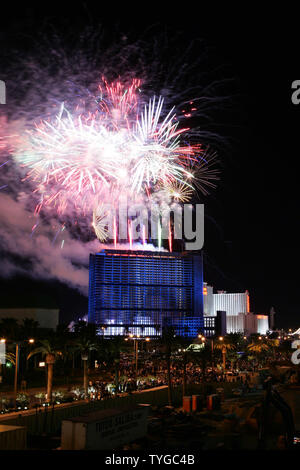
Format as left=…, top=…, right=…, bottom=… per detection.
left=88, top=250, right=204, bottom=337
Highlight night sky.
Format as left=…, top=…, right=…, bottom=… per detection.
left=0, top=4, right=298, bottom=328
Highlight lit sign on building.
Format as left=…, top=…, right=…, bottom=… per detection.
left=246, top=290, right=250, bottom=313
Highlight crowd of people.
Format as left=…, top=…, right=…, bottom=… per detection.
left=86, top=354, right=259, bottom=400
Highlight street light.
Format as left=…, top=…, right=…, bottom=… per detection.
left=127, top=335, right=150, bottom=375
left=127, top=335, right=139, bottom=375
left=218, top=337, right=226, bottom=370
left=12, top=339, right=35, bottom=408
left=211, top=337, right=215, bottom=368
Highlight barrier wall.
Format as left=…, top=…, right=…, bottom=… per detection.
left=0, top=383, right=240, bottom=436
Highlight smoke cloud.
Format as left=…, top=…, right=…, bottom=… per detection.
left=0, top=26, right=229, bottom=295
left=0, top=192, right=100, bottom=295
left=0, top=191, right=164, bottom=295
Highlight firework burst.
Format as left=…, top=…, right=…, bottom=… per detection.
left=163, top=181, right=194, bottom=203
left=92, top=205, right=110, bottom=241
left=10, top=77, right=220, bottom=242
left=185, top=148, right=219, bottom=196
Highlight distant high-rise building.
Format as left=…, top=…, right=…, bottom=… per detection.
left=269, top=307, right=276, bottom=330
left=213, top=290, right=250, bottom=317
left=88, top=249, right=204, bottom=337
left=203, top=282, right=214, bottom=316
left=202, top=284, right=269, bottom=335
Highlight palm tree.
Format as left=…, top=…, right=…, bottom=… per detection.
left=0, top=349, right=15, bottom=378
left=19, top=318, right=40, bottom=371
left=182, top=350, right=188, bottom=397
left=226, top=333, right=244, bottom=350
left=104, top=337, right=128, bottom=392
left=160, top=326, right=177, bottom=406
left=72, top=337, right=99, bottom=398
left=247, top=338, right=270, bottom=365
left=267, top=338, right=280, bottom=361
left=55, top=324, right=74, bottom=381
left=72, top=321, right=100, bottom=397
left=27, top=339, right=63, bottom=402
left=20, top=318, right=39, bottom=338
left=5, top=351, right=16, bottom=365
left=0, top=319, right=20, bottom=388
left=192, top=343, right=212, bottom=381
left=73, top=321, right=98, bottom=338
left=176, top=337, right=191, bottom=398
left=215, top=337, right=235, bottom=370
left=0, top=318, right=20, bottom=340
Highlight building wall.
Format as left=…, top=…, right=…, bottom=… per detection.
left=88, top=250, right=203, bottom=337
left=0, top=308, right=59, bottom=330
left=256, top=315, right=269, bottom=335
left=203, top=283, right=214, bottom=316
left=226, top=313, right=245, bottom=333
left=213, top=292, right=249, bottom=317
left=203, top=310, right=227, bottom=337
left=202, top=285, right=269, bottom=335
left=244, top=313, right=258, bottom=335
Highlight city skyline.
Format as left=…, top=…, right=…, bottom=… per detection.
left=0, top=6, right=298, bottom=330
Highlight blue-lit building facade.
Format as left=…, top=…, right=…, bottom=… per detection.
left=88, top=249, right=204, bottom=338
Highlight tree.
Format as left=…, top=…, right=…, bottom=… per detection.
left=247, top=339, right=270, bottom=355
left=160, top=326, right=178, bottom=406
left=104, top=336, right=128, bottom=391
left=19, top=318, right=40, bottom=372
left=192, top=343, right=212, bottom=381
left=226, top=333, right=244, bottom=350
left=72, top=322, right=100, bottom=397
left=176, top=337, right=192, bottom=398
left=73, top=338, right=99, bottom=397
left=267, top=338, right=280, bottom=361
left=0, top=318, right=20, bottom=340
left=55, top=323, right=74, bottom=380
left=27, top=339, right=63, bottom=402
left=215, top=337, right=235, bottom=370
left=182, top=350, right=187, bottom=397
left=20, top=318, right=39, bottom=338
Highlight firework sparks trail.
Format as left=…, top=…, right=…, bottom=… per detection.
left=142, top=225, right=146, bottom=246
left=1, top=32, right=222, bottom=250
left=128, top=220, right=133, bottom=249
left=92, top=205, right=111, bottom=241
left=158, top=220, right=162, bottom=251
left=113, top=215, right=117, bottom=248
left=0, top=25, right=229, bottom=300
left=168, top=220, right=173, bottom=253
left=12, top=79, right=218, bottom=243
